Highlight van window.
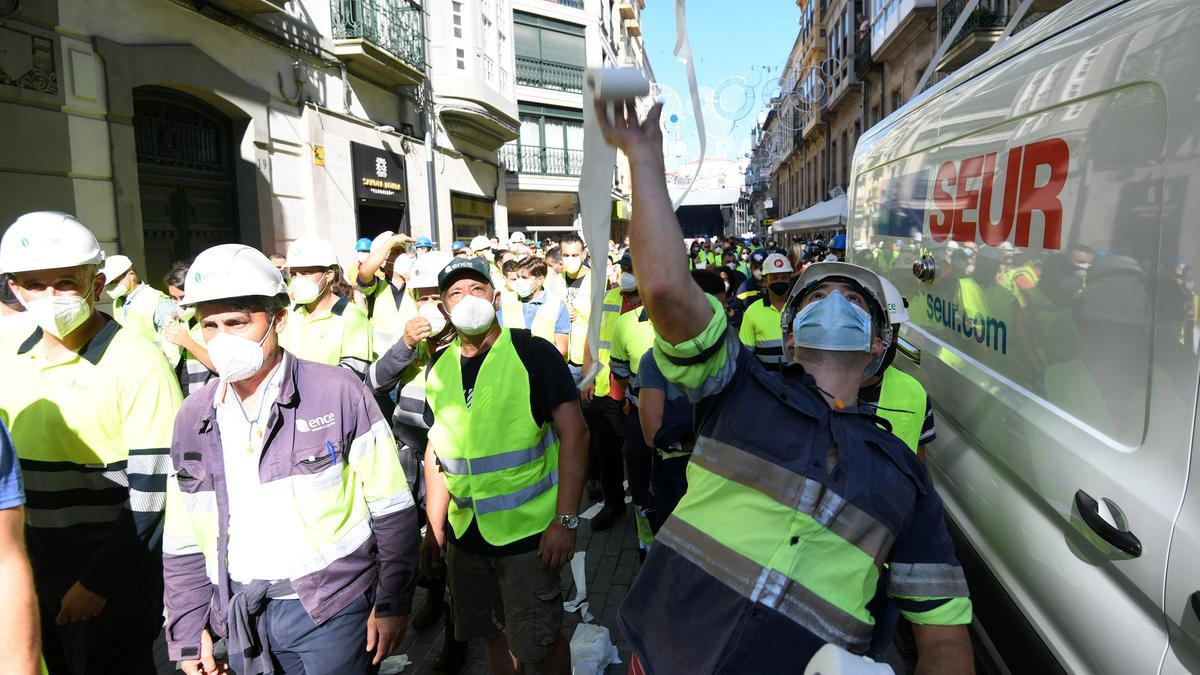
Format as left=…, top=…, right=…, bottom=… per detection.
left=853, top=83, right=1167, bottom=445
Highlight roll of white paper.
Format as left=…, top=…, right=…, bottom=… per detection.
left=586, top=68, right=651, bottom=100
left=803, top=644, right=895, bottom=675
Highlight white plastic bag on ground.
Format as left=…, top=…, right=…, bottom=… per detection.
left=570, top=622, right=621, bottom=675
left=804, top=644, right=895, bottom=675
left=378, top=653, right=411, bottom=674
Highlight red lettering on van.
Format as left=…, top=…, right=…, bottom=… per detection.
left=924, top=137, right=1068, bottom=250
left=929, top=161, right=957, bottom=242
left=1014, top=137, right=1068, bottom=250
left=978, top=149, right=1023, bottom=247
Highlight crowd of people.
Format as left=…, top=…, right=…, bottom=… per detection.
left=0, top=97, right=976, bottom=675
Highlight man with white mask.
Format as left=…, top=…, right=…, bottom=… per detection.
left=422, top=256, right=588, bottom=675
left=163, top=244, right=418, bottom=675
left=100, top=253, right=177, bottom=346
left=279, top=237, right=373, bottom=379
left=0, top=211, right=182, bottom=674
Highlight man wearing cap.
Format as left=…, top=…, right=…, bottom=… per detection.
left=101, top=254, right=178, bottom=353
left=0, top=211, right=183, bottom=673
left=357, top=232, right=418, bottom=353
left=737, top=253, right=794, bottom=370
left=279, top=237, right=373, bottom=379
left=163, top=244, right=418, bottom=675
left=600, top=101, right=973, bottom=673
left=422, top=256, right=588, bottom=675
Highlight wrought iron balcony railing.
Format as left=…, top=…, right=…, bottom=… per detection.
left=940, top=0, right=1008, bottom=45
left=501, top=144, right=584, bottom=176
left=331, top=0, right=425, bottom=71
left=515, top=56, right=584, bottom=93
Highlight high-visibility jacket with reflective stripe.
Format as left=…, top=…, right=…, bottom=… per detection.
left=618, top=295, right=971, bottom=672
left=500, top=290, right=564, bottom=344
left=738, top=297, right=785, bottom=367
left=594, top=288, right=624, bottom=399
left=162, top=355, right=417, bottom=662
left=609, top=309, right=656, bottom=407
left=427, top=329, right=559, bottom=546
left=394, top=342, right=431, bottom=430
left=279, top=295, right=373, bottom=377
left=876, top=367, right=925, bottom=453
left=178, top=321, right=215, bottom=396
left=115, top=283, right=180, bottom=365
left=1, top=320, right=180, bottom=595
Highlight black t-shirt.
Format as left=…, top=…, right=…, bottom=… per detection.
left=425, top=330, right=579, bottom=555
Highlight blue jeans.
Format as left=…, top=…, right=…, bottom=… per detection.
left=226, top=593, right=377, bottom=675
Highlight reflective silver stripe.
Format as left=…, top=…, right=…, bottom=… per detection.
left=888, top=563, right=970, bottom=598
left=474, top=470, right=558, bottom=515
left=25, top=503, right=126, bottom=529
left=691, top=436, right=894, bottom=566
left=21, top=468, right=128, bottom=492
left=602, top=303, right=621, bottom=312
left=450, top=470, right=559, bottom=516
left=658, top=516, right=873, bottom=652
left=439, top=431, right=557, bottom=476
left=757, top=339, right=784, bottom=349
left=598, top=340, right=613, bottom=350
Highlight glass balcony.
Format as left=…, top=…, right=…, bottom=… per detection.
left=515, top=56, right=585, bottom=93
left=501, top=144, right=584, bottom=177
left=870, top=0, right=935, bottom=59
left=546, top=0, right=584, bottom=7
left=331, top=0, right=425, bottom=86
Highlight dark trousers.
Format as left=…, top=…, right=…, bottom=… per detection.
left=35, top=563, right=161, bottom=675
left=227, top=594, right=376, bottom=675
left=590, top=395, right=627, bottom=509
left=621, top=404, right=653, bottom=509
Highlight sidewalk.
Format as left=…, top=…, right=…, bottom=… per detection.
left=155, top=493, right=640, bottom=675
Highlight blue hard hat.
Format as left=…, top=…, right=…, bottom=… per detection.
left=452, top=240, right=466, bottom=251
left=831, top=234, right=847, bottom=249
left=415, top=236, right=433, bottom=249
left=355, top=237, right=372, bottom=252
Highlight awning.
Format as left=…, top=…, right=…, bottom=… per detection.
left=769, top=195, right=847, bottom=234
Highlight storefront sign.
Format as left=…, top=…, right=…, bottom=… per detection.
left=351, top=141, right=406, bottom=203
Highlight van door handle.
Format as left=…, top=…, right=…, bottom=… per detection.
left=1074, top=490, right=1142, bottom=557
left=896, top=336, right=921, bottom=365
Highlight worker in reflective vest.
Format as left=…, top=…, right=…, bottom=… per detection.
left=498, top=256, right=570, bottom=357
left=423, top=257, right=588, bottom=675
left=600, top=104, right=973, bottom=674
left=737, top=253, right=794, bottom=370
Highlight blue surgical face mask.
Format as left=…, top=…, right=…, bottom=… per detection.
left=791, top=290, right=873, bottom=352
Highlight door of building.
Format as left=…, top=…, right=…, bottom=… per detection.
left=133, top=87, right=240, bottom=286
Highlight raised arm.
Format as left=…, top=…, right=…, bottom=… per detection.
left=595, top=100, right=711, bottom=344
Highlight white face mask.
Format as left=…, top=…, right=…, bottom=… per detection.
left=207, top=318, right=275, bottom=383
left=619, top=272, right=638, bottom=293
left=23, top=293, right=93, bottom=339
left=290, top=275, right=326, bottom=305
left=563, top=257, right=584, bottom=275
left=106, top=279, right=130, bottom=301
left=419, top=302, right=448, bottom=336
left=512, top=278, right=534, bottom=299
left=450, top=295, right=495, bottom=336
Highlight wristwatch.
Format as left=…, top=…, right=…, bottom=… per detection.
left=557, top=514, right=580, bottom=531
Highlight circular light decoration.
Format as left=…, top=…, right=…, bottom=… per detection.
left=712, top=75, right=756, bottom=124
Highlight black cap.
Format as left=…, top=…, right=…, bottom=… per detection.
left=438, top=256, right=492, bottom=292
left=617, top=253, right=633, bottom=271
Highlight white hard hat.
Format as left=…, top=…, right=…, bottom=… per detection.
left=100, top=254, right=134, bottom=283
left=509, top=231, right=526, bottom=244
left=287, top=237, right=337, bottom=268
left=469, top=235, right=491, bottom=252
left=877, top=276, right=909, bottom=324
left=409, top=251, right=454, bottom=290
left=0, top=211, right=105, bottom=274
left=370, top=231, right=396, bottom=253
left=762, top=253, right=794, bottom=275
left=180, top=244, right=287, bottom=306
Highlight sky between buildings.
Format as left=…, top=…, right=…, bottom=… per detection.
left=640, top=1, right=802, bottom=173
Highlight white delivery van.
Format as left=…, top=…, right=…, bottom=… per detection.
left=846, top=1, right=1200, bottom=673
